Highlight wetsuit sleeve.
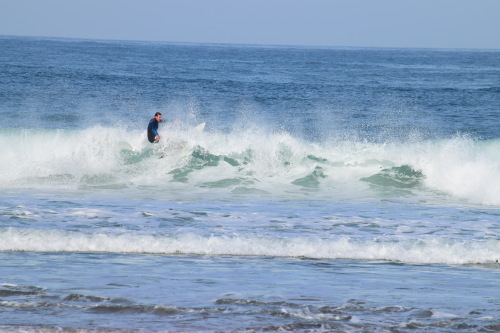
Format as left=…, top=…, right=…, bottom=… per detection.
left=152, top=122, right=159, bottom=136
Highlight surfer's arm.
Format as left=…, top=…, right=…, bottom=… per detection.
left=153, top=122, right=161, bottom=141
left=152, top=123, right=160, bottom=136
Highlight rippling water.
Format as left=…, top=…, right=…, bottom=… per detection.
left=0, top=36, right=499, bottom=332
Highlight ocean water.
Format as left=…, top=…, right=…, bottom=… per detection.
left=0, top=36, right=499, bottom=332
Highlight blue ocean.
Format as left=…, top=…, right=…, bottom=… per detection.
left=0, top=36, right=499, bottom=332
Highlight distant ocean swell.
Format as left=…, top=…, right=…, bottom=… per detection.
left=1, top=127, right=499, bottom=205
left=1, top=228, right=497, bottom=265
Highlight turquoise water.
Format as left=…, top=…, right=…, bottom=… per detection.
left=0, top=36, right=499, bottom=332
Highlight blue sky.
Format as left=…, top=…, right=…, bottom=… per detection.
left=1, top=0, right=499, bottom=49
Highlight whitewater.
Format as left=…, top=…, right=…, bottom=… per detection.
left=0, top=36, right=499, bottom=333
left=2, top=126, right=499, bottom=205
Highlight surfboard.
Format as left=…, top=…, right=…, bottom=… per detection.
left=159, top=122, right=206, bottom=158
left=194, top=122, right=206, bottom=132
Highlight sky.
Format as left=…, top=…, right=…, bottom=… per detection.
left=1, top=0, right=499, bottom=49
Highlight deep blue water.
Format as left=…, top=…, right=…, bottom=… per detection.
left=0, top=36, right=499, bottom=332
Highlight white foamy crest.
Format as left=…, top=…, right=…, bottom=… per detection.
left=1, top=127, right=499, bottom=205
left=0, top=127, right=146, bottom=185
left=1, top=228, right=497, bottom=265
left=401, top=137, right=500, bottom=205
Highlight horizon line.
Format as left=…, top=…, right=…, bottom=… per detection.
left=2, top=34, right=499, bottom=52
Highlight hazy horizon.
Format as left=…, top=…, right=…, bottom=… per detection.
left=1, top=0, right=499, bottom=50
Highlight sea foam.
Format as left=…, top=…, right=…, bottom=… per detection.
left=1, top=228, right=497, bottom=265
left=0, top=127, right=499, bottom=205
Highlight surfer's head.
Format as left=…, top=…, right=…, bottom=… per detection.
left=154, top=112, right=162, bottom=122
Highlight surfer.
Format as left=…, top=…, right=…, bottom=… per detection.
left=147, top=112, right=163, bottom=143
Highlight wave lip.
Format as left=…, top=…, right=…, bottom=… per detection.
left=1, top=228, right=497, bottom=265
left=361, top=165, right=424, bottom=189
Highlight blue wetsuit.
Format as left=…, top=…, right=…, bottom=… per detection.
left=147, top=118, right=160, bottom=143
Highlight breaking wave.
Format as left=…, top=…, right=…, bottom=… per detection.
left=1, top=228, right=498, bottom=265
left=0, top=126, right=499, bottom=205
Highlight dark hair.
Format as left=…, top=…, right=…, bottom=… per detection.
left=155, top=112, right=162, bottom=116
